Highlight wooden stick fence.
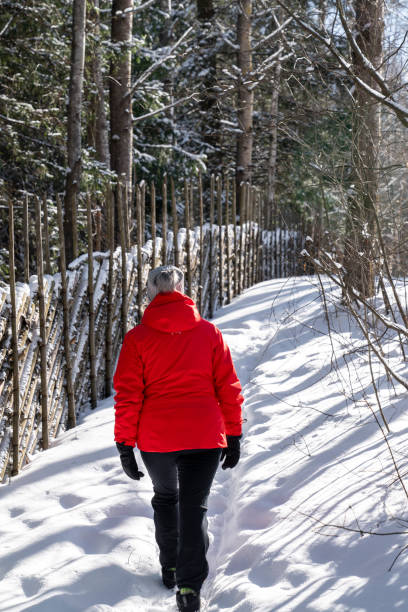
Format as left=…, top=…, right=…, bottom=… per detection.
left=0, top=173, right=305, bottom=481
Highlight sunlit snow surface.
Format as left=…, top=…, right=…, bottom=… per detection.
left=1, top=276, right=408, bottom=611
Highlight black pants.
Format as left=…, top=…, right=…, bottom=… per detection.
left=141, top=448, right=221, bottom=593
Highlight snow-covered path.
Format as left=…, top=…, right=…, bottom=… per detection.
left=2, top=277, right=408, bottom=612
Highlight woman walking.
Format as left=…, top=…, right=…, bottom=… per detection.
left=114, top=265, right=244, bottom=612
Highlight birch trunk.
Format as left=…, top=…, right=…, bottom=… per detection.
left=64, top=0, right=86, bottom=264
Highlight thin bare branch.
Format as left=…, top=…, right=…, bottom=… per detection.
left=132, top=91, right=200, bottom=123
left=252, top=16, right=293, bottom=50
left=274, top=0, right=408, bottom=126
left=127, top=27, right=193, bottom=98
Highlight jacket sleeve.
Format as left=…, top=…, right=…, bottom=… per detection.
left=113, top=331, right=144, bottom=447
left=212, top=326, right=244, bottom=436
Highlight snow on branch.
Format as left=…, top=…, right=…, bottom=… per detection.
left=132, top=92, right=200, bottom=123
left=140, top=143, right=207, bottom=170
left=0, top=16, right=14, bottom=37
left=114, top=0, right=158, bottom=17
left=215, top=21, right=239, bottom=50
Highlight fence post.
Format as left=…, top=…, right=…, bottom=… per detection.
left=87, top=194, right=97, bottom=409
left=238, top=182, right=245, bottom=293
left=262, top=195, right=268, bottom=280
left=8, top=200, right=20, bottom=476
left=248, top=186, right=254, bottom=286
left=251, top=187, right=257, bottom=286
left=198, top=171, right=204, bottom=313
left=171, top=177, right=178, bottom=267
left=136, top=185, right=143, bottom=320
left=35, top=196, right=49, bottom=450
left=258, top=191, right=264, bottom=282
left=190, top=180, right=195, bottom=229
left=225, top=177, right=232, bottom=304
left=255, top=189, right=262, bottom=283
left=105, top=184, right=114, bottom=397
left=23, top=195, right=30, bottom=283
left=42, top=195, right=52, bottom=275
left=161, top=175, right=167, bottom=266
left=243, top=183, right=249, bottom=290
left=72, top=193, right=79, bottom=261
left=209, top=175, right=215, bottom=318
left=118, top=183, right=128, bottom=341
left=217, top=175, right=223, bottom=308
left=273, top=202, right=277, bottom=279
left=95, top=207, right=102, bottom=252
left=232, top=180, right=238, bottom=297
left=56, top=195, right=76, bottom=427
left=126, top=182, right=131, bottom=251
left=151, top=182, right=156, bottom=267
left=184, top=179, right=192, bottom=296
left=277, top=210, right=283, bottom=278
left=250, top=186, right=256, bottom=286
left=141, top=181, right=146, bottom=246
left=249, top=187, right=254, bottom=285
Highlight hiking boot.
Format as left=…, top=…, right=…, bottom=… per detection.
left=176, top=588, right=200, bottom=611
left=162, top=567, right=176, bottom=589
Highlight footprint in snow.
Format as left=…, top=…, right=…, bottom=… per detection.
left=59, top=493, right=86, bottom=509
left=9, top=507, right=25, bottom=518
left=286, top=568, right=308, bottom=587
left=225, top=543, right=263, bottom=575
left=207, top=587, right=242, bottom=610
left=23, top=518, right=44, bottom=529
left=100, top=462, right=116, bottom=472
left=237, top=503, right=277, bottom=530
left=21, top=576, right=44, bottom=597
left=249, top=558, right=288, bottom=588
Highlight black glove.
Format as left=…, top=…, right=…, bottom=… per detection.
left=220, top=435, right=241, bottom=470
left=116, top=442, right=145, bottom=480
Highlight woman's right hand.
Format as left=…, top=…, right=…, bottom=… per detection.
left=116, top=442, right=145, bottom=480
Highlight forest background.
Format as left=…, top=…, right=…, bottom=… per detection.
left=1, top=0, right=407, bottom=288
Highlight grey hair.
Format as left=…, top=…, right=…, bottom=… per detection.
left=147, top=265, right=184, bottom=301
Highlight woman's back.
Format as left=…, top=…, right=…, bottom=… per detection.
left=114, top=291, right=243, bottom=452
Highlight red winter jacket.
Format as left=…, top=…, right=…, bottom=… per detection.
left=113, top=291, right=243, bottom=452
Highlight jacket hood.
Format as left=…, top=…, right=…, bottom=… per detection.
left=141, top=291, right=201, bottom=333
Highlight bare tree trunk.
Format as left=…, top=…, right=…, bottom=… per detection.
left=64, top=0, right=86, bottom=264
left=88, top=0, right=110, bottom=167
left=266, top=61, right=281, bottom=229
left=236, top=0, right=253, bottom=204
left=196, top=0, right=220, bottom=172
left=160, top=0, right=175, bottom=161
left=344, top=0, right=384, bottom=298
left=110, top=0, right=133, bottom=245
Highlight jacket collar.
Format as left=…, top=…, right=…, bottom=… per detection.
left=142, top=291, right=201, bottom=332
